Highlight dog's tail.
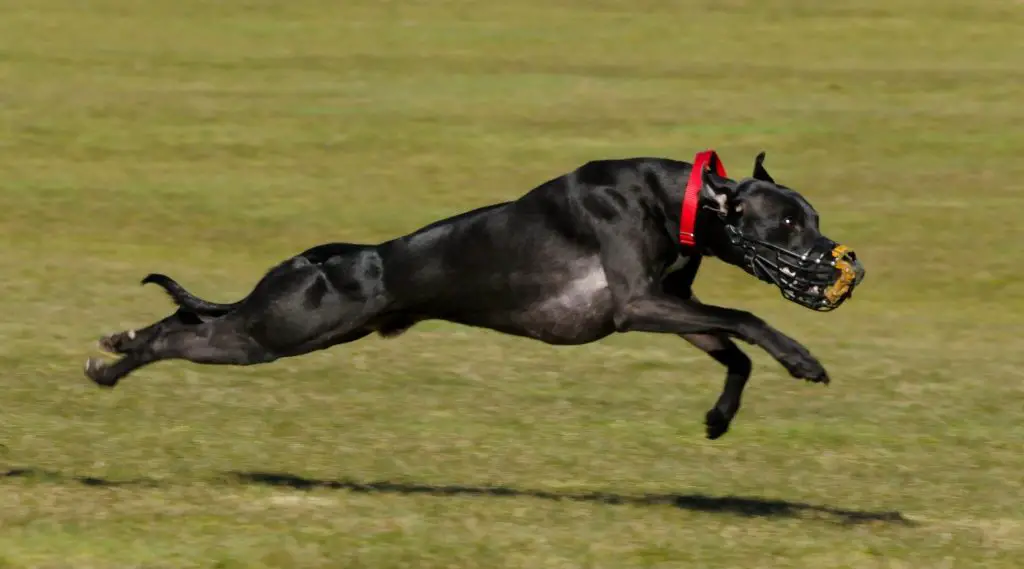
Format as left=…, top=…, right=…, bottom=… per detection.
left=142, top=273, right=241, bottom=315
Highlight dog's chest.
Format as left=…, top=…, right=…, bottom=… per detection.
left=543, top=261, right=609, bottom=309
left=663, top=254, right=689, bottom=276
left=539, top=254, right=688, bottom=311
left=515, top=260, right=614, bottom=344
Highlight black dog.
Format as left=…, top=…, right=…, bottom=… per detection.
left=86, top=150, right=864, bottom=439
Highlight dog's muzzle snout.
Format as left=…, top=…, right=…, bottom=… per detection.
left=778, top=240, right=865, bottom=311
left=727, top=227, right=865, bottom=311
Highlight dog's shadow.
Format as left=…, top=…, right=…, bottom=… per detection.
left=2, top=468, right=912, bottom=526
left=232, top=471, right=912, bottom=526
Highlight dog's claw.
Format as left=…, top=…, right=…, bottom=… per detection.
left=804, top=364, right=830, bottom=385
left=779, top=350, right=829, bottom=384
left=97, top=335, right=117, bottom=354
left=98, top=330, right=142, bottom=355
left=84, top=357, right=119, bottom=388
left=704, top=408, right=730, bottom=440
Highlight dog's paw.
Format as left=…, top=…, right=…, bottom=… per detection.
left=779, top=348, right=829, bottom=384
left=98, top=330, right=139, bottom=355
left=704, top=408, right=731, bottom=440
left=84, top=357, right=119, bottom=388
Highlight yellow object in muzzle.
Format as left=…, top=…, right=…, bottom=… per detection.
left=824, top=245, right=857, bottom=305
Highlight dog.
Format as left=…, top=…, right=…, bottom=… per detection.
left=85, top=150, right=865, bottom=439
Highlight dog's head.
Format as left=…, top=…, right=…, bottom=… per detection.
left=700, top=152, right=866, bottom=311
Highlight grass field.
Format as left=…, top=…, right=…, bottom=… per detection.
left=2, top=0, right=1023, bottom=567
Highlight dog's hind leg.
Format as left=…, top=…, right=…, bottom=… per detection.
left=87, top=316, right=377, bottom=388
left=87, top=253, right=386, bottom=387
left=98, top=308, right=211, bottom=355
left=86, top=316, right=277, bottom=387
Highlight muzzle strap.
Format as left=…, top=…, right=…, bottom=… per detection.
left=679, top=149, right=728, bottom=248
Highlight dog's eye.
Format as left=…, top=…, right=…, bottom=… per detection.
left=782, top=217, right=795, bottom=227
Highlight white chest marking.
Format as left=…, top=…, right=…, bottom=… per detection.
left=664, top=255, right=690, bottom=275
left=541, top=263, right=609, bottom=310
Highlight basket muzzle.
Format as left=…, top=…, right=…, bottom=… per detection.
left=726, top=227, right=865, bottom=311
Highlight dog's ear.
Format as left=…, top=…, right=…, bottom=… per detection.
left=752, top=151, right=775, bottom=183
left=701, top=165, right=732, bottom=215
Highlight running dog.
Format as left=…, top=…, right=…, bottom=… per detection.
left=86, top=150, right=865, bottom=439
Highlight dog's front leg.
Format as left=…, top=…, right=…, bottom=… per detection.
left=661, top=266, right=752, bottom=439
left=591, top=224, right=828, bottom=384
left=682, top=333, right=751, bottom=439
left=612, top=295, right=828, bottom=383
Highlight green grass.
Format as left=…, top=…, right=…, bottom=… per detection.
left=2, top=0, right=1023, bottom=566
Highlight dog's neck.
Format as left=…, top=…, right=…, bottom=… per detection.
left=664, top=170, right=740, bottom=259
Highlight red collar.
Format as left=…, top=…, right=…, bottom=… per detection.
left=679, top=149, right=728, bottom=248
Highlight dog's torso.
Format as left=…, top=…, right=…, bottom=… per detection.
left=336, top=158, right=697, bottom=344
